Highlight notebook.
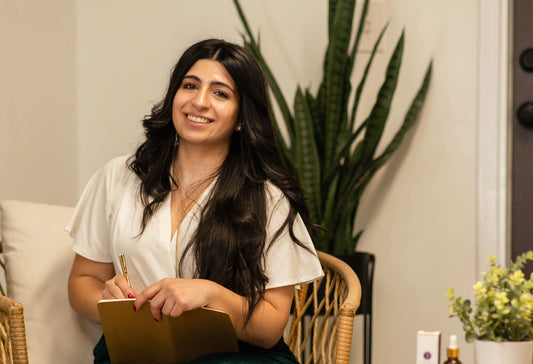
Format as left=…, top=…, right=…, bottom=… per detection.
left=97, top=299, right=238, bottom=364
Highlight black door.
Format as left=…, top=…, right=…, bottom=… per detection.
left=511, top=0, right=533, bottom=274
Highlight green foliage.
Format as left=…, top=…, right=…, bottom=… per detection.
left=447, top=251, right=533, bottom=342
left=233, top=0, right=432, bottom=254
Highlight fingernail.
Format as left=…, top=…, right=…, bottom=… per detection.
left=128, top=293, right=134, bottom=299
left=133, top=305, right=137, bottom=312
left=154, top=317, right=159, bottom=322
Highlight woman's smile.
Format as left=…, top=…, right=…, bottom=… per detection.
left=186, top=114, right=212, bottom=124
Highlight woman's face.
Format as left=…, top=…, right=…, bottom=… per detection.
left=172, top=59, right=239, bottom=151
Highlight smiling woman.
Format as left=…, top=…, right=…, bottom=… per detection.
left=172, top=59, right=240, bottom=151
left=66, top=38, right=324, bottom=364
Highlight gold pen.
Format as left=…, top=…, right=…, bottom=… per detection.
left=119, top=254, right=133, bottom=288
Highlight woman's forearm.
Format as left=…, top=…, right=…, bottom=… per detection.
left=133, top=278, right=295, bottom=349
left=206, top=283, right=294, bottom=348
left=68, top=254, right=116, bottom=323
left=68, top=274, right=106, bottom=323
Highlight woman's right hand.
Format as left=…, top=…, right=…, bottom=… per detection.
left=102, top=275, right=139, bottom=300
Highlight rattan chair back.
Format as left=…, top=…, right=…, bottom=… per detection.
left=285, top=251, right=362, bottom=364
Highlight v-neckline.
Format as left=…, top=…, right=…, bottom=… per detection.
left=168, top=177, right=216, bottom=241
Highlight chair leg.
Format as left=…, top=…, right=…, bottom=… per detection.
left=368, top=314, right=372, bottom=364
left=363, top=314, right=372, bottom=364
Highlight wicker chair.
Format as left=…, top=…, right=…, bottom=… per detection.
left=0, top=292, right=28, bottom=364
left=285, top=251, right=362, bottom=364
left=0, top=249, right=360, bottom=364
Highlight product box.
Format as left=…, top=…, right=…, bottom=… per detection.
left=416, top=330, right=441, bottom=364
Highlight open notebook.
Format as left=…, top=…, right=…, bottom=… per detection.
left=97, top=299, right=238, bottom=364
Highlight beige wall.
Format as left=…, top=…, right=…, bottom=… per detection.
left=0, top=0, right=77, bottom=205
left=355, top=0, right=478, bottom=363
left=75, top=0, right=329, bottom=186
left=2, top=0, right=483, bottom=362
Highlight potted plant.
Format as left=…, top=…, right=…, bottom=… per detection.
left=233, top=0, right=432, bottom=256
left=447, top=251, right=533, bottom=364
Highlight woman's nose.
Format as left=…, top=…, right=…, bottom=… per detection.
left=192, top=88, right=209, bottom=108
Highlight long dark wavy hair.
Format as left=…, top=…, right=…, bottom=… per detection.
left=129, top=39, right=316, bottom=324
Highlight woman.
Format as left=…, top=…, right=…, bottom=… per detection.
left=67, top=39, right=323, bottom=363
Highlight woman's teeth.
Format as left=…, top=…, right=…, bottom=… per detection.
left=188, top=115, right=211, bottom=124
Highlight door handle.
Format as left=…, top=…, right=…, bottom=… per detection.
left=517, top=101, right=533, bottom=128
left=519, top=48, right=533, bottom=73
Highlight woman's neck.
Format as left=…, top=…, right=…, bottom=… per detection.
left=172, top=142, right=228, bottom=189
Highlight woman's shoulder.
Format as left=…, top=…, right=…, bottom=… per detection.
left=102, top=154, right=131, bottom=172
left=86, top=154, right=137, bottom=193
left=98, top=155, right=134, bottom=180
left=264, top=181, right=291, bottom=214
left=264, top=180, right=285, bottom=201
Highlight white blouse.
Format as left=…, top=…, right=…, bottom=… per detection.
left=66, top=155, right=324, bottom=291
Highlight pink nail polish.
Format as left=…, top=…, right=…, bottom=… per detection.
left=133, top=305, right=137, bottom=312
left=154, top=317, right=159, bottom=322
left=128, top=293, right=134, bottom=299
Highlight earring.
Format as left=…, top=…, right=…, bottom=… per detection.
left=236, top=125, right=242, bottom=131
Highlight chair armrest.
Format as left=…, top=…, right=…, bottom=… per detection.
left=0, top=295, right=28, bottom=364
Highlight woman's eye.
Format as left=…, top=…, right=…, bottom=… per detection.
left=214, top=90, right=228, bottom=99
left=182, top=83, right=196, bottom=90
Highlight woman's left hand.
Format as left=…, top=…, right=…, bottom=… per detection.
left=133, top=278, right=214, bottom=321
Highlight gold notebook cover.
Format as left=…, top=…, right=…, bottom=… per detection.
left=97, top=299, right=238, bottom=364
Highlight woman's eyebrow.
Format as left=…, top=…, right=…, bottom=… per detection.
left=183, top=75, right=236, bottom=94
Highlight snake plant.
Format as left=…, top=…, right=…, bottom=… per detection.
left=234, top=0, right=433, bottom=255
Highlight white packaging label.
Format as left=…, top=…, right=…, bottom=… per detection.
left=416, top=330, right=441, bottom=364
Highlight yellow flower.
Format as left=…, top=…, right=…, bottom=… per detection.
left=491, top=267, right=505, bottom=278
left=446, top=288, right=455, bottom=300
left=520, top=293, right=533, bottom=315
left=495, top=292, right=509, bottom=303
left=486, top=268, right=504, bottom=284
left=447, top=251, right=533, bottom=342
left=510, top=270, right=525, bottom=285
left=494, top=291, right=509, bottom=311
left=473, top=281, right=486, bottom=294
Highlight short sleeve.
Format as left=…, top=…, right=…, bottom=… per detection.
left=65, top=156, right=130, bottom=263
left=263, top=183, right=324, bottom=289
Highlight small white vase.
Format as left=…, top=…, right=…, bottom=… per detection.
left=474, top=340, right=533, bottom=364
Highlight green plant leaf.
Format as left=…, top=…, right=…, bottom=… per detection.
left=328, top=0, right=340, bottom=37
left=323, top=0, right=355, bottom=167
left=293, top=87, right=322, bottom=221
left=234, top=1, right=432, bottom=254
left=305, top=89, right=324, bottom=159
left=323, top=171, right=340, bottom=225
left=371, top=60, right=433, bottom=170
left=234, top=0, right=295, bottom=144
left=358, top=31, right=405, bottom=168
left=350, top=22, right=389, bottom=131
left=349, top=0, right=371, bottom=71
